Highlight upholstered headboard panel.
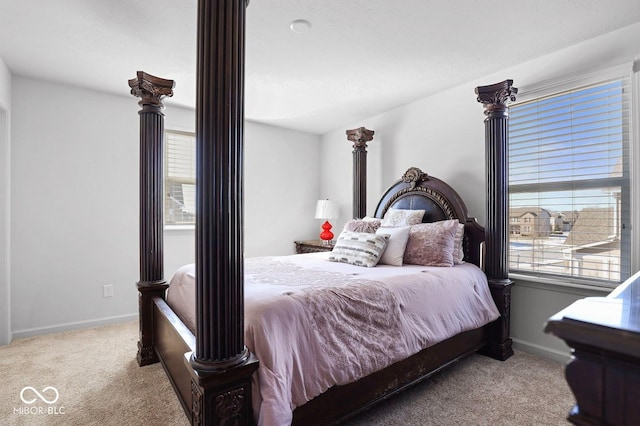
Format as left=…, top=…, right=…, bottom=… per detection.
left=380, top=194, right=449, bottom=222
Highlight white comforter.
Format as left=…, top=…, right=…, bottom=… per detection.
left=166, top=252, right=499, bottom=426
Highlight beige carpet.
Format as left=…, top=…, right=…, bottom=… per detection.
left=343, top=349, right=574, bottom=426
left=0, top=321, right=188, bottom=426
left=0, top=321, right=574, bottom=425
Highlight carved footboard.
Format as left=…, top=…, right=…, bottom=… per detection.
left=153, top=297, right=195, bottom=419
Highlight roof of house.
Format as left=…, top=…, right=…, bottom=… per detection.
left=509, top=207, right=551, bottom=219
left=565, top=207, right=615, bottom=246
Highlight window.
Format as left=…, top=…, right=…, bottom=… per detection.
left=165, top=130, right=196, bottom=225
left=508, top=74, right=631, bottom=286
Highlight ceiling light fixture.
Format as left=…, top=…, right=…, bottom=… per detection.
left=290, top=19, right=312, bottom=34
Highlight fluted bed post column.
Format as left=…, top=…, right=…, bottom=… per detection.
left=129, top=71, right=175, bottom=366
left=346, top=127, right=374, bottom=219
left=475, top=79, right=517, bottom=361
left=188, top=0, right=258, bottom=424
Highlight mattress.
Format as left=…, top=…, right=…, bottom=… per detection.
left=166, top=252, right=500, bottom=426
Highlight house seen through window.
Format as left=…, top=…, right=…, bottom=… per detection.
left=165, top=130, right=196, bottom=225
left=508, top=77, right=631, bottom=287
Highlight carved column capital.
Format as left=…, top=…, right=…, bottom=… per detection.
left=129, top=71, right=175, bottom=108
left=475, top=80, right=517, bottom=116
left=346, top=127, right=375, bottom=151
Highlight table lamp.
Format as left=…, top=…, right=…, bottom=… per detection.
left=315, top=199, right=338, bottom=244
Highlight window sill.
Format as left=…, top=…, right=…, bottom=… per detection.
left=164, top=224, right=195, bottom=232
left=509, top=272, right=615, bottom=296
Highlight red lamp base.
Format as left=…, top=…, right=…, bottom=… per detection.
left=319, top=220, right=334, bottom=243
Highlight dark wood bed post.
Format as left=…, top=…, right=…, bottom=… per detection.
left=475, top=80, right=518, bottom=361
left=129, top=71, right=175, bottom=367
left=188, top=0, right=258, bottom=425
left=346, top=127, right=374, bottom=218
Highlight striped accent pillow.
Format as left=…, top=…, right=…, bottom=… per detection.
left=328, top=231, right=389, bottom=267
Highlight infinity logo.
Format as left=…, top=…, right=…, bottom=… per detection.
left=19, top=386, right=59, bottom=405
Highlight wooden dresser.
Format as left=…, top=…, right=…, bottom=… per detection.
left=294, top=240, right=334, bottom=254
left=544, top=271, right=640, bottom=426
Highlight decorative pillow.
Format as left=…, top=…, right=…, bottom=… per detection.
left=453, top=222, right=465, bottom=264
left=328, top=231, right=389, bottom=267
left=403, top=220, right=459, bottom=267
left=343, top=218, right=381, bottom=233
left=381, top=208, right=425, bottom=227
left=362, top=216, right=383, bottom=225
left=375, top=226, right=411, bottom=266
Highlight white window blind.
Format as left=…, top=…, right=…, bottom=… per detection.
left=165, top=130, right=196, bottom=225
left=508, top=77, right=631, bottom=286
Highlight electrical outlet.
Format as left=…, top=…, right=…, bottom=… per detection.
left=103, top=284, right=114, bottom=298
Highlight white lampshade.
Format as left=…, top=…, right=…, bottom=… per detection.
left=315, top=199, right=338, bottom=220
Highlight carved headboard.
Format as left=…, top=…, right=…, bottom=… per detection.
left=373, top=167, right=485, bottom=268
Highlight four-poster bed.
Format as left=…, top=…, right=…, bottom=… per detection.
left=129, top=2, right=517, bottom=425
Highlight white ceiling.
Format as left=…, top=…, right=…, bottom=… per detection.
left=1, top=0, right=640, bottom=134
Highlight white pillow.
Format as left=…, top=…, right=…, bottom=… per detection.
left=328, top=231, right=389, bottom=267
left=375, top=226, right=411, bottom=266
left=362, top=216, right=381, bottom=222
left=381, top=208, right=425, bottom=227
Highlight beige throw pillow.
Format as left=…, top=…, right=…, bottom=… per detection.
left=403, top=220, right=459, bottom=267
left=343, top=219, right=381, bottom=233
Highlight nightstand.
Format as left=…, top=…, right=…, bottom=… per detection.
left=294, top=240, right=334, bottom=254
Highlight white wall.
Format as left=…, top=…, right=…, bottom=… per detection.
left=0, top=57, right=10, bottom=104
left=0, top=56, right=11, bottom=345
left=9, top=76, right=320, bottom=339
left=244, top=122, right=321, bottom=256
left=10, top=77, right=141, bottom=336
left=321, top=86, right=485, bottom=232
left=321, top=22, right=640, bottom=361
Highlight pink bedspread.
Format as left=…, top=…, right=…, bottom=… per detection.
left=166, top=252, right=499, bottom=426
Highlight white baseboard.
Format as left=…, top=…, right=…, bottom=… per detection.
left=0, top=325, right=10, bottom=346
left=10, top=313, right=138, bottom=341
left=512, top=337, right=571, bottom=364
